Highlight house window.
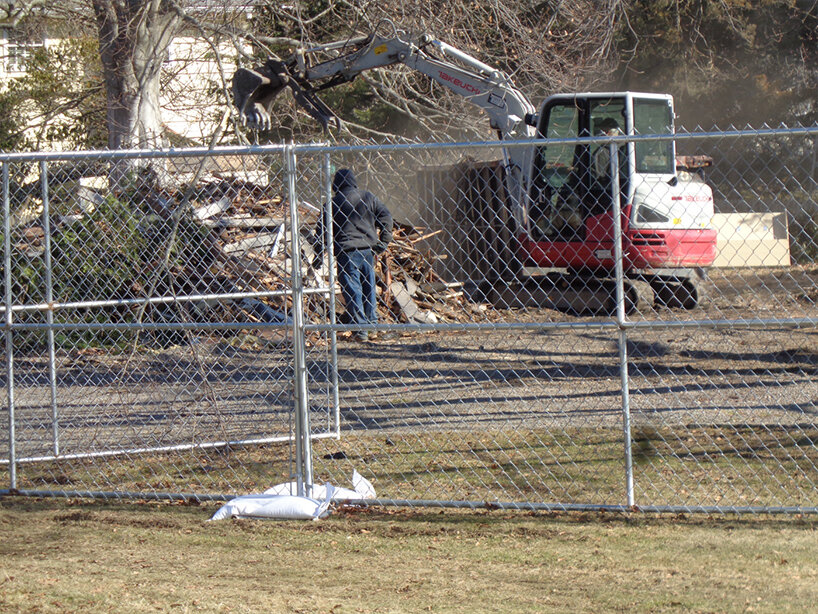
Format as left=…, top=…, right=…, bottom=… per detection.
left=3, top=29, right=44, bottom=73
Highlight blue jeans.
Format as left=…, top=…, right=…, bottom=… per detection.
left=336, top=248, right=377, bottom=326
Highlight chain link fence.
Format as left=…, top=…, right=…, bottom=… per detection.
left=2, top=127, right=817, bottom=513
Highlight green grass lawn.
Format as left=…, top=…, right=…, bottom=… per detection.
left=2, top=497, right=817, bottom=613
left=12, top=424, right=818, bottom=512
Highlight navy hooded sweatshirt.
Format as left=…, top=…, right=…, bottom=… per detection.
left=315, top=168, right=393, bottom=255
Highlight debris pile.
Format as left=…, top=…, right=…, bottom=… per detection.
left=375, top=222, right=470, bottom=324
left=12, top=173, right=491, bottom=334
left=192, top=176, right=320, bottom=296
left=191, top=179, right=488, bottom=326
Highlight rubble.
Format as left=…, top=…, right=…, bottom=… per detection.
left=205, top=187, right=489, bottom=326
left=371, top=222, right=496, bottom=325
left=11, top=174, right=490, bottom=332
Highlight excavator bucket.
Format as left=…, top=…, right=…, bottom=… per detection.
left=232, top=61, right=289, bottom=131
left=232, top=59, right=339, bottom=132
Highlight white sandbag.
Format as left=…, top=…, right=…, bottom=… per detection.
left=351, top=469, right=376, bottom=499
left=210, top=485, right=334, bottom=521
left=263, top=470, right=376, bottom=501
left=263, top=482, right=359, bottom=500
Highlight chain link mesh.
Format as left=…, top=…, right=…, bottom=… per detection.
left=2, top=128, right=817, bottom=512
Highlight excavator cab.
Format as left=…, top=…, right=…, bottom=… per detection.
left=530, top=96, right=632, bottom=243
left=524, top=92, right=716, bottom=275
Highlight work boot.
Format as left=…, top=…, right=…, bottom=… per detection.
left=354, top=331, right=369, bottom=342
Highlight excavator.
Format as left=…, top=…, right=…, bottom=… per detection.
left=231, top=26, right=717, bottom=313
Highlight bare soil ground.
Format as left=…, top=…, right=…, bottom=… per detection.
left=4, top=267, right=817, bottom=451
left=2, top=266, right=816, bottom=508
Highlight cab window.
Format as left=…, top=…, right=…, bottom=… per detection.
left=529, top=103, right=581, bottom=239
left=537, top=103, right=579, bottom=191
left=589, top=99, right=626, bottom=182
left=634, top=99, right=674, bottom=174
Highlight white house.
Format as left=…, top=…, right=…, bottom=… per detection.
left=0, top=22, right=45, bottom=78
left=0, top=3, right=254, bottom=149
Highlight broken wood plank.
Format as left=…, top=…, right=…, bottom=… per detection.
left=199, top=215, right=288, bottom=229
left=222, top=231, right=293, bottom=255
left=389, top=281, right=421, bottom=322
left=193, top=196, right=231, bottom=221
left=409, top=229, right=443, bottom=244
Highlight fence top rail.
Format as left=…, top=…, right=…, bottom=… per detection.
left=0, top=126, right=816, bottom=164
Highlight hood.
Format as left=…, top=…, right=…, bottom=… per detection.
left=332, top=168, right=358, bottom=192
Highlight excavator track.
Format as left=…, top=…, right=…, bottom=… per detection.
left=624, top=279, right=655, bottom=315
left=650, top=271, right=709, bottom=310
left=483, top=275, right=655, bottom=315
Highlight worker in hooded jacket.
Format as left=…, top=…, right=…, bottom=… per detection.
left=314, top=168, right=393, bottom=341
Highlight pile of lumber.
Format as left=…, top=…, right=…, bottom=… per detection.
left=190, top=183, right=495, bottom=326
left=191, top=176, right=319, bottom=305
left=195, top=179, right=491, bottom=326
left=373, top=223, right=493, bottom=325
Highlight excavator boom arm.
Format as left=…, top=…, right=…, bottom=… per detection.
left=232, top=29, right=536, bottom=220
left=232, top=31, right=535, bottom=140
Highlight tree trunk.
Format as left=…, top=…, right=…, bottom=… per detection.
left=92, top=0, right=180, bottom=152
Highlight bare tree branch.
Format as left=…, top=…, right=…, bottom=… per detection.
left=0, top=0, right=46, bottom=27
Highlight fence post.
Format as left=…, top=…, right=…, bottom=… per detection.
left=40, top=161, right=59, bottom=457
left=3, top=163, right=16, bottom=489
left=609, top=142, right=635, bottom=508
left=322, top=154, right=341, bottom=436
left=286, top=144, right=314, bottom=497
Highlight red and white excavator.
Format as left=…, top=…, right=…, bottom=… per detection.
left=232, top=28, right=717, bottom=312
